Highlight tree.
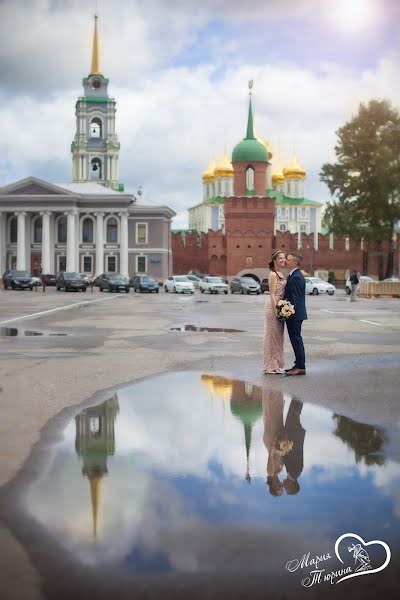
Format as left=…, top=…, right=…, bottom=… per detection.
left=320, top=100, right=400, bottom=279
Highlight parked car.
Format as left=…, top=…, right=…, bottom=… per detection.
left=345, top=275, right=374, bottom=295
left=230, top=277, right=261, bottom=295
left=164, top=275, right=195, bottom=294
left=79, top=273, right=90, bottom=283
left=98, top=273, right=129, bottom=293
left=261, top=278, right=269, bottom=294
left=94, top=272, right=114, bottom=286
left=41, top=274, right=57, bottom=286
left=199, top=276, right=229, bottom=294
left=305, top=277, right=335, bottom=295
left=383, top=276, right=399, bottom=282
left=186, top=275, right=201, bottom=288
left=30, top=276, right=42, bottom=286
left=2, top=270, right=33, bottom=290
left=56, top=272, right=88, bottom=292
left=130, top=275, right=159, bottom=293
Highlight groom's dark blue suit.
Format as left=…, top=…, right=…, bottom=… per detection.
left=285, top=268, right=307, bottom=370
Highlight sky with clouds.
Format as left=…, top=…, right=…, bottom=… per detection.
left=1, top=0, right=399, bottom=227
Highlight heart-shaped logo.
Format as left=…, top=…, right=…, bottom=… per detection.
left=334, top=533, right=391, bottom=584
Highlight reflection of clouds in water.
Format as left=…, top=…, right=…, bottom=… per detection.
left=24, top=373, right=400, bottom=569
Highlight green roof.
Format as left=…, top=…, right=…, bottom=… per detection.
left=267, top=189, right=322, bottom=206
left=208, top=196, right=225, bottom=203
left=232, top=98, right=269, bottom=163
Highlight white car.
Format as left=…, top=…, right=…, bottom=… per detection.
left=304, top=277, right=335, bottom=295
left=164, top=275, right=195, bottom=294
left=199, top=276, right=229, bottom=294
left=185, top=274, right=201, bottom=288
left=345, top=275, right=374, bottom=295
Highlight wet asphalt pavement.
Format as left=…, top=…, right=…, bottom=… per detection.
left=0, top=286, right=399, bottom=599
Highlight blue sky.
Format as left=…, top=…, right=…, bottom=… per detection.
left=0, top=0, right=399, bottom=227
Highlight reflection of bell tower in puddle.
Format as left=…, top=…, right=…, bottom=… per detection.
left=201, top=375, right=263, bottom=482
left=75, top=394, right=119, bottom=541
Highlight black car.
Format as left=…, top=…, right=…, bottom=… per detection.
left=230, top=277, right=261, bottom=295
left=98, top=273, right=129, bottom=293
left=56, top=272, right=88, bottom=292
left=130, top=275, right=159, bottom=293
left=2, top=270, right=33, bottom=290
left=261, top=278, right=269, bottom=294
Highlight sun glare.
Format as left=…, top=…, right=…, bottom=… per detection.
left=331, top=0, right=377, bottom=32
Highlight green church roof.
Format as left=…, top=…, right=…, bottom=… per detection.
left=232, top=98, right=269, bottom=163
left=267, top=189, right=322, bottom=206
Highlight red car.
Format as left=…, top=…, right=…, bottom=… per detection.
left=41, top=274, right=57, bottom=286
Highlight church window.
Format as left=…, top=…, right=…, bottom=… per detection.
left=34, top=217, right=42, bottom=243
left=58, top=217, right=67, bottom=243
left=287, top=182, right=291, bottom=195
left=300, top=224, right=307, bottom=233
left=279, top=223, right=287, bottom=232
left=90, top=157, right=102, bottom=180
left=82, top=218, right=94, bottom=243
left=9, top=217, right=17, bottom=243
left=90, top=117, right=102, bottom=138
left=106, top=218, right=118, bottom=243
left=246, top=167, right=255, bottom=190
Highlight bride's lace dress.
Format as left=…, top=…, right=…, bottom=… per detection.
left=263, top=275, right=286, bottom=373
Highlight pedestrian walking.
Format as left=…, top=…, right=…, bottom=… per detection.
left=349, top=270, right=359, bottom=302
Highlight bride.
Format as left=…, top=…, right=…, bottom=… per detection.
left=263, top=249, right=287, bottom=374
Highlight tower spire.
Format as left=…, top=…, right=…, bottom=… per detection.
left=91, top=14, right=101, bottom=75
left=246, top=81, right=255, bottom=140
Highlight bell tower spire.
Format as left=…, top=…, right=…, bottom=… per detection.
left=90, top=14, right=101, bottom=75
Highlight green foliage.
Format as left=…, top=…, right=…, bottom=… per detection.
left=320, top=100, right=400, bottom=251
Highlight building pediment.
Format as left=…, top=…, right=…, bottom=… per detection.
left=0, top=177, right=75, bottom=197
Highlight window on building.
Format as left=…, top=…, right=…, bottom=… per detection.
left=33, top=217, right=42, bottom=243
left=279, top=223, right=287, bottom=232
left=83, top=256, right=92, bottom=272
left=90, top=117, right=102, bottom=138
left=137, top=255, right=147, bottom=273
left=107, top=256, right=116, bottom=272
left=90, top=157, right=102, bottom=180
left=82, top=218, right=94, bottom=243
left=300, top=224, right=307, bottom=233
left=246, top=166, right=255, bottom=190
left=345, top=237, right=350, bottom=251
left=106, top=218, right=118, bottom=243
left=59, top=256, right=66, bottom=271
left=136, top=223, right=148, bottom=244
left=10, top=217, right=17, bottom=243
left=287, top=182, right=291, bottom=195
left=58, top=217, right=67, bottom=243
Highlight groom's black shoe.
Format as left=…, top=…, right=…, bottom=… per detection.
left=286, top=368, right=306, bottom=376
left=285, top=366, right=296, bottom=372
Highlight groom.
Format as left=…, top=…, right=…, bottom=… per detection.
left=284, top=253, right=307, bottom=376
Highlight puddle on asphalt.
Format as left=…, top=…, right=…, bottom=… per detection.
left=170, top=325, right=244, bottom=332
left=0, top=327, right=67, bottom=337
left=22, top=371, right=400, bottom=578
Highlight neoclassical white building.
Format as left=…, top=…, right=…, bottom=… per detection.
left=0, top=16, right=175, bottom=280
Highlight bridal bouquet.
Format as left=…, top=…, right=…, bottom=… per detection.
left=275, top=299, right=295, bottom=321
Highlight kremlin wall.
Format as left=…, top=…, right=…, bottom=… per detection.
left=172, top=95, right=398, bottom=281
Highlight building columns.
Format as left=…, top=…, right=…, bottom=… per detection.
left=119, top=212, right=129, bottom=278
left=16, top=211, right=27, bottom=271
left=66, top=210, right=78, bottom=272
left=0, top=213, right=6, bottom=275
left=40, top=211, right=52, bottom=273
left=95, top=212, right=105, bottom=275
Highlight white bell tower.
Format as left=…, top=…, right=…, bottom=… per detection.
left=71, top=15, right=123, bottom=191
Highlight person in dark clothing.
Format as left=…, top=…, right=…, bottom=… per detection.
left=349, top=270, right=360, bottom=302
left=284, top=253, right=308, bottom=376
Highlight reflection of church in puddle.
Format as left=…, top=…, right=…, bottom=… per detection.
left=75, top=394, right=119, bottom=540
left=201, top=375, right=262, bottom=482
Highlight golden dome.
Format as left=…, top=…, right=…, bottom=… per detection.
left=202, top=159, right=216, bottom=182
left=283, top=155, right=306, bottom=179
left=258, top=138, right=273, bottom=160
left=271, top=165, right=284, bottom=185
left=214, top=152, right=234, bottom=178
left=201, top=374, right=233, bottom=403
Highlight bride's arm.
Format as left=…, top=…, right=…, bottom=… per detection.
left=269, top=272, right=277, bottom=309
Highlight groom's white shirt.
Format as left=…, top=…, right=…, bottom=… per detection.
left=289, top=267, right=299, bottom=276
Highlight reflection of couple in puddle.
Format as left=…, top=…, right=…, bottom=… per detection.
left=262, top=388, right=305, bottom=496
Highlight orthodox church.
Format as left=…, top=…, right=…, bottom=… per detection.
left=0, top=16, right=175, bottom=279
left=188, top=93, right=322, bottom=244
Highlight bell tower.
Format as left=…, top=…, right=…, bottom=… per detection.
left=71, top=15, right=123, bottom=191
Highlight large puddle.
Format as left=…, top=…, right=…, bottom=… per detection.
left=22, top=372, right=400, bottom=586
left=169, top=325, right=244, bottom=333
left=0, top=327, right=67, bottom=337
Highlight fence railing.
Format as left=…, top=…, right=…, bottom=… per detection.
left=359, top=282, right=400, bottom=298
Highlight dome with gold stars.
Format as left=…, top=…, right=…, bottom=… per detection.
left=271, top=165, right=284, bottom=185
left=202, top=159, right=216, bottom=182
